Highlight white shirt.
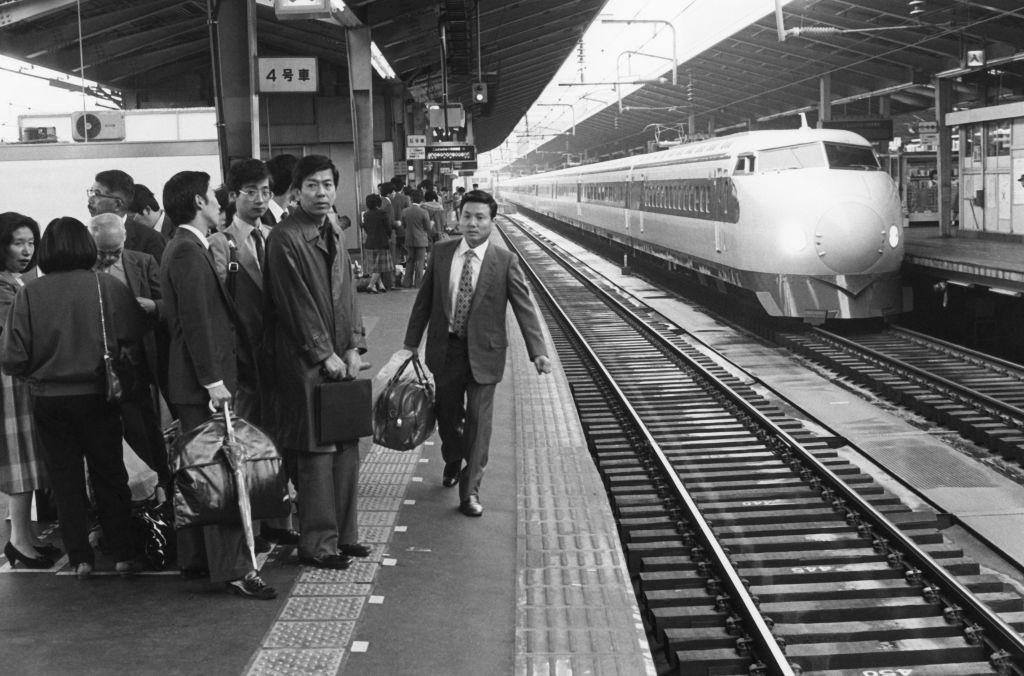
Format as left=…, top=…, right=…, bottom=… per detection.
left=231, top=215, right=271, bottom=270
left=448, top=238, right=489, bottom=332
left=267, top=199, right=288, bottom=224
left=153, top=211, right=166, bottom=232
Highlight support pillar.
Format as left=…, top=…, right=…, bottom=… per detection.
left=936, top=77, right=954, bottom=237
left=346, top=26, right=374, bottom=222
left=878, top=94, right=891, bottom=117
left=216, top=0, right=259, bottom=170
left=688, top=113, right=695, bottom=139
left=818, top=74, right=831, bottom=127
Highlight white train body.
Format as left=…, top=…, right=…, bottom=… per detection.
left=501, top=127, right=906, bottom=321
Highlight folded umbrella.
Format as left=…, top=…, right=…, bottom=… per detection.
left=219, top=403, right=258, bottom=570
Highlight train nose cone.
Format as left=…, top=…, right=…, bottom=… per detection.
left=814, top=202, right=885, bottom=273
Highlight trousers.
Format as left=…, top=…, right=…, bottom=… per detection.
left=294, top=442, right=359, bottom=558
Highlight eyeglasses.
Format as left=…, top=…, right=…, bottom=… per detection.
left=87, top=188, right=120, bottom=201
left=240, top=188, right=273, bottom=200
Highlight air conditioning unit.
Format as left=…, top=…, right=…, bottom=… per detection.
left=21, top=127, right=57, bottom=143
left=71, top=111, right=126, bottom=142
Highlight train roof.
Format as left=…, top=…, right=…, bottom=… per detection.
left=508, top=127, right=873, bottom=182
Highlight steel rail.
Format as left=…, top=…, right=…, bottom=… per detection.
left=500, top=214, right=1024, bottom=670
left=893, top=325, right=1024, bottom=379
left=496, top=217, right=796, bottom=675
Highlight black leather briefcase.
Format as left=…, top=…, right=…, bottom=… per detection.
left=315, top=378, right=373, bottom=445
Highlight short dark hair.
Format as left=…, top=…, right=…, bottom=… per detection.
left=365, top=193, right=382, bottom=210
left=215, top=184, right=234, bottom=224
left=38, top=217, right=97, bottom=274
left=0, top=212, right=41, bottom=269
left=227, top=158, right=270, bottom=193
left=391, top=175, right=406, bottom=189
left=265, top=154, right=297, bottom=196
left=163, top=171, right=211, bottom=227
left=129, top=183, right=159, bottom=214
left=95, top=169, right=135, bottom=205
left=410, top=189, right=424, bottom=203
left=459, top=189, right=497, bottom=218
left=291, top=155, right=338, bottom=191
left=378, top=182, right=394, bottom=197
left=424, top=190, right=438, bottom=202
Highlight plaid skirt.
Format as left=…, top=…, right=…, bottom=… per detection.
left=0, top=371, right=47, bottom=494
left=363, top=248, right=394, bottom=275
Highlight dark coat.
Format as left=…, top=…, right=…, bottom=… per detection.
left=125, top=216, right=168, bottom=264
left=361, top=208, right=393, bottom=250
left=404, top=236, right=547, bottom=385
left=121, top=249, right=164, bottom=390
left=159, top=227, right=238, bottom=406
left=401, top=204, right=434, bottom=248
left=264, top=206, right=366, bottom=452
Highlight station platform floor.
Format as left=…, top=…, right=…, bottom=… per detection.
left=0, top=241, right=655, bottom=675
left=904, top=225, right=1024, bottom=293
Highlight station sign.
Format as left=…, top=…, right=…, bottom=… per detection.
left=455, top=160, right=478, bottom=170
left=258, top=58, right=318, bottom=93
left=406, top=147, right=426, bottom=160
left=407, top=135, right=427, bottom=147
left=425, top=144, right=476, bottom=162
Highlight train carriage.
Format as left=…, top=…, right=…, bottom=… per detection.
left=502, top=125, right=906, bottom=322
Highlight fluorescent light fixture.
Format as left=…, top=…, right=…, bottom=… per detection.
left=370, top=41, right=397, bottom=79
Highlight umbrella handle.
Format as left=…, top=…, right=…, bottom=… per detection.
left=223, top=402, right=236, bottom=445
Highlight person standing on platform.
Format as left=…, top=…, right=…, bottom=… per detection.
left=2, top=217, right=146, bottom=579
left=401, top=189, right=434, bottom=289
left=88, top=170, right=166, bottom=264
left=263, top=154, right=298, bottom=226
left=159, top=170, right=276, bottom=600
left=209, top=159, right=300, bottom=546
left=390, top=178, right=411, bottom=266
left=129, top=183, right=173, bottom=239
left=0, top=212, right=60, bottom=569
left=403, top=190, right=552, bottom=517
left=361, top=193, right=395, bottom=294
left=89, top=214, right=170, bottom=499
left=264, top=155, right=369, bottom=569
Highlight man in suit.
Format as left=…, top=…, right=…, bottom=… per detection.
left=261, top=153, right=298, bottom=226
left=89, top=213, right=170, bottom=495
left=264, top=155, right=368, bottom=569
left=404, top=190, right=552, bottom=517
left=88, top=169, right=167, bottom=264
left=209, top=159, right=299, bottom=546
left=130, top=183, right=173, bottom=239
left=160, top=170, right=276, bottom=600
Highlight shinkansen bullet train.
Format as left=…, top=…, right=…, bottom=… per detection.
left=501, top=126, right=907, bottom=322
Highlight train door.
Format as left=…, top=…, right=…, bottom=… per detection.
left=576, top=179, right=582, bottom=219
left=626, top=173, right=644, bottom=234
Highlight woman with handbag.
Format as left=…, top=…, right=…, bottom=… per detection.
left=1, top=217, right=146, bottom=579
left=0, top=212, right=61, bottom=568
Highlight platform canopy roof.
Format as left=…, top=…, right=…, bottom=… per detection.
left=0, top=0, right=608, bottom=153
left=507, top=0, right=1024, bottom=172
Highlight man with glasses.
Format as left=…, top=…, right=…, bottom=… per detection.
left=209, top=159, right=299, bottom=546
left=88, top=213, right=170, bottom=501
left=88, top=170, right=166, bottom=263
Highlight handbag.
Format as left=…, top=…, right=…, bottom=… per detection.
left=315, top=378, right=372, bottom=445
left=373, top=353, right=436, bottom=452
left=172, top=406, right=291, bottom=529
left=96, top=274, right=122, bottom=404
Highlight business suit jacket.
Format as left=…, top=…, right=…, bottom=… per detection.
left=159, top=227, right=238, bottom=406
left=209, top=220, right=266, bottom=400
left=404, top=236, right=547, bottom=385
left=126, top=215, right=168, bottom=264
left=121, top=249, right=164, bottom=387
left=264, top=206, right=367, bottom=452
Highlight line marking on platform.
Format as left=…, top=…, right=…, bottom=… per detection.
left=411, top=477, right=423, bottom=482
left=381, top=558, right=397, bottom=567
left=368, top=595, right=384, bottom=604
left=394, top=526, right=407, bottom=532
left=350, top=641, right=369, bottom=653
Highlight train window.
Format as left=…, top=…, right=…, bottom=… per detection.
left=734, top=155, right=755, bottom=174
left=824, top=143, right=880, bottom=170
left=758, top=143, right=825, bottom=172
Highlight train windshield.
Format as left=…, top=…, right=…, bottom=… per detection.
left=824, top=143, right=880, bottom=170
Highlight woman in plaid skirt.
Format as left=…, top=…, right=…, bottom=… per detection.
left=361, top=193, right=395, bottom=292
left=0, top=213, right=58, bottom=568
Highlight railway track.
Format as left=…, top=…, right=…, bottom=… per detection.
left=775, top=327, right=1024, bottom=466
left=497, top=215, right=1024, bottom=675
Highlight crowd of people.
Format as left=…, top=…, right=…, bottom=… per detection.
left=0, top=154, right=550, bottom=602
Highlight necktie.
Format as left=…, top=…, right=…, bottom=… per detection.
left=320, top=222, right=336, bottom=263
left=252, top=228, right=265, bottom=269
left=451, top=250, right=475, bottom=337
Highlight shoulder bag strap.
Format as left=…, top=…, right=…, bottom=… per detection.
left=96, top=273, right=111, bottom=356
left=223, top=232, right=239, bottom=299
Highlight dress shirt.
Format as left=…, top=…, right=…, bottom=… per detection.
left=231, top=215, right=271, bottom=270
left=153, top=211, right=166, bottom=232
left=266, top=199, right=288, bottom=224
left=448, top=237, right=489, bottom=333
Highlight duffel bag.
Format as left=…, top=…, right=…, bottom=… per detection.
left=373, top=353, right=436, bottom=452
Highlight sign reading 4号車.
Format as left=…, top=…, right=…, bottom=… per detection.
left=258, top=58, right=318, bottom=93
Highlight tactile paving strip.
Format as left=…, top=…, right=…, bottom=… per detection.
left=244, top=439, right=423, bottom=676
left=508, top=317, right=657, bottom=676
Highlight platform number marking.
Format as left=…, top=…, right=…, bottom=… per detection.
left=258, top=57, right=318, bottom=93
left=264, top=68, right=311, bottom=83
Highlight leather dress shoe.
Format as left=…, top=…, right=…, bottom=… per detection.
left=339, top=543, right=371, bottom=558
left=260, top=526, right=300, bottom=545
left=441, top=461, right=462, bottom=488
left=299, top=554, right=351, bottom=570
left=4, top=542, right=53, bottom=569
left=458, top=495, right=483, bottom=517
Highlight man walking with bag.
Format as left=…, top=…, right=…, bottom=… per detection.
left=264, top=155, right=370, bottom=569
left=403, top=190, right=551, bottom=517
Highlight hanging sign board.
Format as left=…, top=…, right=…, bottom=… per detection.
left=407, top=135, right=427, bottom=147
left=274, top=0, right=334, bottom=20
left=258, top=58, right=318, bottom=93
left=425, top=145, right=476, bottom=162
left=407, top=147, right=426, bottom=160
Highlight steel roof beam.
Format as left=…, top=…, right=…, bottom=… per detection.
left=0, top=0, right=89, bottom=28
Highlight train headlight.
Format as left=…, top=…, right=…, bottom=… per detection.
left=888, top=224, right=900, bottom=248
left=779, top=225, right=807, bottom=253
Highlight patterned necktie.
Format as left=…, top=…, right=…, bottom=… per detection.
left=252, top=228, right=265, bottom=269
left=451, top=250, right=476, bottom=337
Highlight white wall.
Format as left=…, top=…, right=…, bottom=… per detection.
left=0, top=140, right=221, bottom=226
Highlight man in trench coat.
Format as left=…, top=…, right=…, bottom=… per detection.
left=264, top=155, right=369, bottom=570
